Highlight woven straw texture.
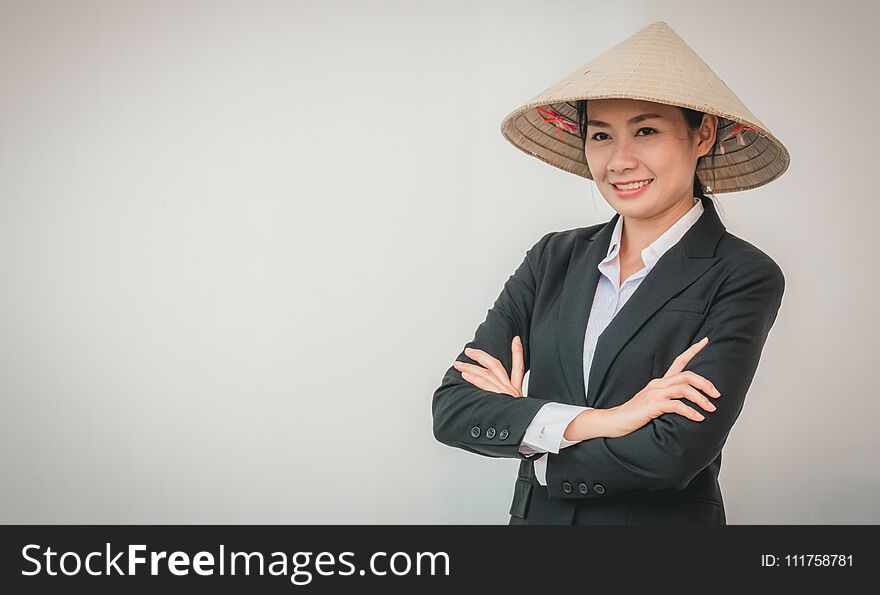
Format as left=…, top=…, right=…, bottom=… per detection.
left=499, top=21, right=790, bottom=193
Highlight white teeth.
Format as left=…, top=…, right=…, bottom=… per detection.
left=614, top=179, right=653, bottom=190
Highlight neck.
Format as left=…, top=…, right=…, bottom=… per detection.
left=619, top=195, right=696, bottom=261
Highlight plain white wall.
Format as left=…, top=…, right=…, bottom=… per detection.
left=1, top=0, right=877, bottom=523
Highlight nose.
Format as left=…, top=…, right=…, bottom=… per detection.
left=607, top=138, right=639, bottom=176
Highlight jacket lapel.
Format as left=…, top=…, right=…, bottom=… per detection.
left=556, top=195, right=727, bottom=407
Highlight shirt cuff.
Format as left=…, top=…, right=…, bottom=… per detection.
left=518, top=442, right=543, bottom=456
left=519, top=402, right=591, bottom=455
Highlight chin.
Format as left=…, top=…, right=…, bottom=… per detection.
left=610, top=198, right=654, bottom=218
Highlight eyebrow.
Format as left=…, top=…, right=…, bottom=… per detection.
left=586, top=113, right=664, bottom=128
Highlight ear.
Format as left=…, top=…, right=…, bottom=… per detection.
left=696, top=114, right=718, bottom=158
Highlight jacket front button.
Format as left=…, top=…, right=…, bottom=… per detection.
left=470, top=426, right=481, bottom=438
left=593, top=483, right=605, bottom=495
left=486, top=427, right=496, bottom=439
left=578, top=482, right=589, bottom=495
left=498, top=429, right=509, bottom=440
left=562, top=481, right=573, bottom=494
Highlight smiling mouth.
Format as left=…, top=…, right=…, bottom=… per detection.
left=612, top=179, right=654, bottom=190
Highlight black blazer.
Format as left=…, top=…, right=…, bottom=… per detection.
left=432, top=196, right=785, bottom=525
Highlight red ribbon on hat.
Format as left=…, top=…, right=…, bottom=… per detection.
left=536, top=106, right=579, bottom=138
left=718, top=124, right=757, bottom=154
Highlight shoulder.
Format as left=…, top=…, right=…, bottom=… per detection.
left=528, top=221, right=607, bottom=255
left=552, top=221, right=608, bottom=243
left=715, top=230, right=785, bottom=296
left=522, top=222, right=607, bottom=272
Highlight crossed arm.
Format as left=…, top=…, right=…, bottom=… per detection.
left=543, top=256, right=785, bottom=498
left=431, top=231, right=559, bottom=460
left=431, top=233, right=785, bottom=498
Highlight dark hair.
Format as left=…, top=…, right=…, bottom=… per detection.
left=574, top=100, right=727, bottom=201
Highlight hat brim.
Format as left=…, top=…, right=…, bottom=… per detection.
left=498, top=22, right=791, bottom=193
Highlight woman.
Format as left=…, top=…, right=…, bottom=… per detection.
left=431, top=22, right=788, bottom=525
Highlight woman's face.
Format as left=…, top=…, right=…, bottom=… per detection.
left=584, top=98, right=717, bottom=221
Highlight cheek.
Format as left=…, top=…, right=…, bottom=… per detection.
left=645, top=157, right=684, bottom=183
left=585, top=155, right=606, bottom=182
left=584, top=147, right=600, bottom=169
left=646, top=142, right=692, bottom=174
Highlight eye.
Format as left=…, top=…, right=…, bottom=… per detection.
left=589, top=127, right=657, bottom=142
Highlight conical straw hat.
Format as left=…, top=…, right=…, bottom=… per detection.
left=499, top=21, right=790, bottom=193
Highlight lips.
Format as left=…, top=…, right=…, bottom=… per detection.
left=612, top=178, right=653, bottom=189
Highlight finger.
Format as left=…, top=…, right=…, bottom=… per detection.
left=661, top=399, right=706, bottom=422
left=653, top=384, right=713, bottom=413
left=461, top=371, right=507, bottom=394
left=654, top=371, right=720, bottom=399
left=510, top=336, right=525, bottom=395
left=465, top=347, right=514, bottom=391
left=457, top=365, right=505, bottom=392
left=464, top=347, right=501, bottom=374
left=453, top=361, right=506, bottom=392
left=672, top=383, right=717, bottom=412
left=680, top=370, right=721, bottom=398
left=663, top=336, right=709, bottom=378
left=663, top=336, right=708, bottom=377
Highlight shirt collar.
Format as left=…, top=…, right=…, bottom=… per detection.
left=603, top=196, right=704, bottom=270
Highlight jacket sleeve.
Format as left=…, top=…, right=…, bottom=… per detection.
left=432, top=231, right=563, bottom=460
left=544, top=253, right=786, bottom=498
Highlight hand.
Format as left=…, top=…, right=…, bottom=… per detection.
left=601, top=337, right=722, bottom=439
left=452, top=336, right=525, bottom=397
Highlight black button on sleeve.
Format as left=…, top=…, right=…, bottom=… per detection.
left=498, top=429, right=509, bottom=440
left=593, top=483, right=605, bottom=495
left=578, top=482, right=589, bottom=495
left=562, top=481, right=573, bottom=494
left=486, top=427, right=496, bottom=439
left=470, top=426, right=481, bottom=438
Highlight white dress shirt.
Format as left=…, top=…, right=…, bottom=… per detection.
left=518, top=196, right=705, bottom=486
